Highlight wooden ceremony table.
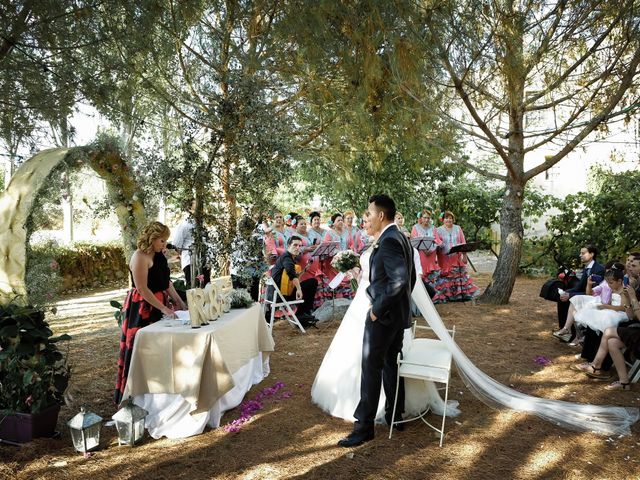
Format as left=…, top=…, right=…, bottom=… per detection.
left=122, top=303, right=274, bottom=438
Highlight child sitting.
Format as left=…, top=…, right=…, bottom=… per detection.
left=572, top=264, right=628, bottom=335
left=553, top=262, right=620, bottom=342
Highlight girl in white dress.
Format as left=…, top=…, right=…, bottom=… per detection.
left=574, top=266, right=629, bottom=334
left=553, top=268, right=613, bottom=342
left=311, top=214, right=459, bottom=422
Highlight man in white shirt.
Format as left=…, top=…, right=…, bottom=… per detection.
left=172, top=199, right=210, bottom=287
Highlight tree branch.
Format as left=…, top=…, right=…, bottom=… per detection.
left=0, top=0, right=33, bottom=62
left=523, top=44, right=640, bottom=181
left=523, top=4, right=627, bottom=107
left=431, top=31, right=515, bottom=176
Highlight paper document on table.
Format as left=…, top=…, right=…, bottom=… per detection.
left=328, top=272, right=345, bottom=290
left=175, top=310, right=190, bottom=325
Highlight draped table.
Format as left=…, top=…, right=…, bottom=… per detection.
left=122, top=303, right=274, bottom=438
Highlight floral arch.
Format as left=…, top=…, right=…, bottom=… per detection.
left=0, top=139, right=147, bottom=304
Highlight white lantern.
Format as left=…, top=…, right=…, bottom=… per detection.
left=112, top=397, right=148, bottom=446
left=67, top=406, right=103, bottom=453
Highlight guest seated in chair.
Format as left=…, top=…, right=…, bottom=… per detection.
left=625, top=252, right=640, bottom=289
left=268, top=235, right=319, bottom=327
left=556, top=244, right=605, bottom=343
left=571, top=281, right=640, bottom=390
left=553, top=261, right=621, bottom=345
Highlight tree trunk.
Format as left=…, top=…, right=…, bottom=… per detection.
left=220, top=150, right=236, bottom=276
left=480, top=181, right=524, bottom=304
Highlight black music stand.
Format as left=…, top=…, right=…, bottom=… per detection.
left=410, top=236, right=436, bottom=252
left=311, top=241, right=340, bottom=259
left=448, top=241, right=480, bottom=255
left=448, top=241, right=480, bottom=272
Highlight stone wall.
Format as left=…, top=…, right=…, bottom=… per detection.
left=60, top=243, right=129, bottom=291
left=31, top=242, right=129, bottom=294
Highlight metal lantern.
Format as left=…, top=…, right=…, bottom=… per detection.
left=112, top=397, right=148, bottom=446
left=67, top=406, right=103, bottom=453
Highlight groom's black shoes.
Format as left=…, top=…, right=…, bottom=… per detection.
left=385, top=414, right=404, bottom=431
left=337, top=429, right=375, bottom=447
left=388, top=421, right=404, bottom=431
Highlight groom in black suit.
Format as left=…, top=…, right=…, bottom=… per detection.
left=338, top=194, right=416, bottom=447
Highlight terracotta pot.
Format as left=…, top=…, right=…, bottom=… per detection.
left=0, top=404, right=61, bottom=443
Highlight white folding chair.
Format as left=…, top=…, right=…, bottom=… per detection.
left=625, top=356, right=640, bottom=383
left=262, top=276, right=306, bottom=333
left=389, top=323, right=455, bottom=447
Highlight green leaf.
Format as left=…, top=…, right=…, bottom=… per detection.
left=15, top=343, right=37, bottom=356
left=23, top=370, right=34, bottom=385
left=110, top=300, right=123, bottom=309
left=0, top=325, right=19, bottom=338
left=18, top=318, right=36, bottom=330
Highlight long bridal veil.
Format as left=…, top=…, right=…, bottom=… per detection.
left=411, top=280, right=639, bottom=435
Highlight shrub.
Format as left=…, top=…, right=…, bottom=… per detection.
left=0, top=304, right=71, bottom=414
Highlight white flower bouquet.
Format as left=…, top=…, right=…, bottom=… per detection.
left=228, top=288, right=254, bottom=309
left=331, top=250, right=360, bottom=291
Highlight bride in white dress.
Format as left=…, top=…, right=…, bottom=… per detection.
left=311, top=220, right=459, bottom=422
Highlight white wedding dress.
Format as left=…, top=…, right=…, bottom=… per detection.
left=311, top=248, right=460, bottom=422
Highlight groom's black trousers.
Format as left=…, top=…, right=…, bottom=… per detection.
left=354, top=313, right=405, bottom=430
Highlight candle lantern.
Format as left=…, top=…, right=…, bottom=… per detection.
left=112, top=397, right=148, bottom=446
left=67, top=406, right=103, bottom=453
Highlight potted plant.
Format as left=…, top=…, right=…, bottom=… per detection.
left=0, top=303, right=71, bottom=443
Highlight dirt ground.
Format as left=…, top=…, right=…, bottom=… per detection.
left=2, top=274, right=640, bottom=480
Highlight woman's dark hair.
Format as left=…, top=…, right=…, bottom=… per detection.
left=605, top=262, right=625, bottom=282
left=309, top=211, right=321, bottom=221
left=604, top=260, right=620, bottom=270
left=331, top=212, right=343, bottom=224
left=368, top=194, right=396, bottom=221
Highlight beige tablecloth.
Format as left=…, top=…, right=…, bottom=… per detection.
left=123, top=304, right=274, bottom=414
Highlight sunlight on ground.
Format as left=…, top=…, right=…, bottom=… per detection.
left=56, top=288, right=128, bottom=305
left=521, top=446, right=564, bottom=477
left=48, top=288, right=126, bottom=337
left=240, top=465, right=283, bottom=479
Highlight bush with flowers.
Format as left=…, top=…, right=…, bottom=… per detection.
left=228, top=288, right=254, bottom=309
left=0, top=303, right=71, bottom=414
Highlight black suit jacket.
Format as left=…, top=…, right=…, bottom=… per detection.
left=366, top=224, right=416, bottom=328
left=567, top=261, right=605, bottom=297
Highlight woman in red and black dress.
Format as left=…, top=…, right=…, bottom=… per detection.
left=114, top=221, right=187, bottom=404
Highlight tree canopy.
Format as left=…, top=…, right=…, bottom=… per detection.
left=2, top=1, right=639, bottom=298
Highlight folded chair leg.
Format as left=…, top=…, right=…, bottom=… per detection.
left=439, top=380, right=449, bottom=447
left=389, top=354, right=402, bottom=439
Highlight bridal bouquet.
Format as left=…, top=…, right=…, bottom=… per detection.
left=331, top=250, right=360, bottom=291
